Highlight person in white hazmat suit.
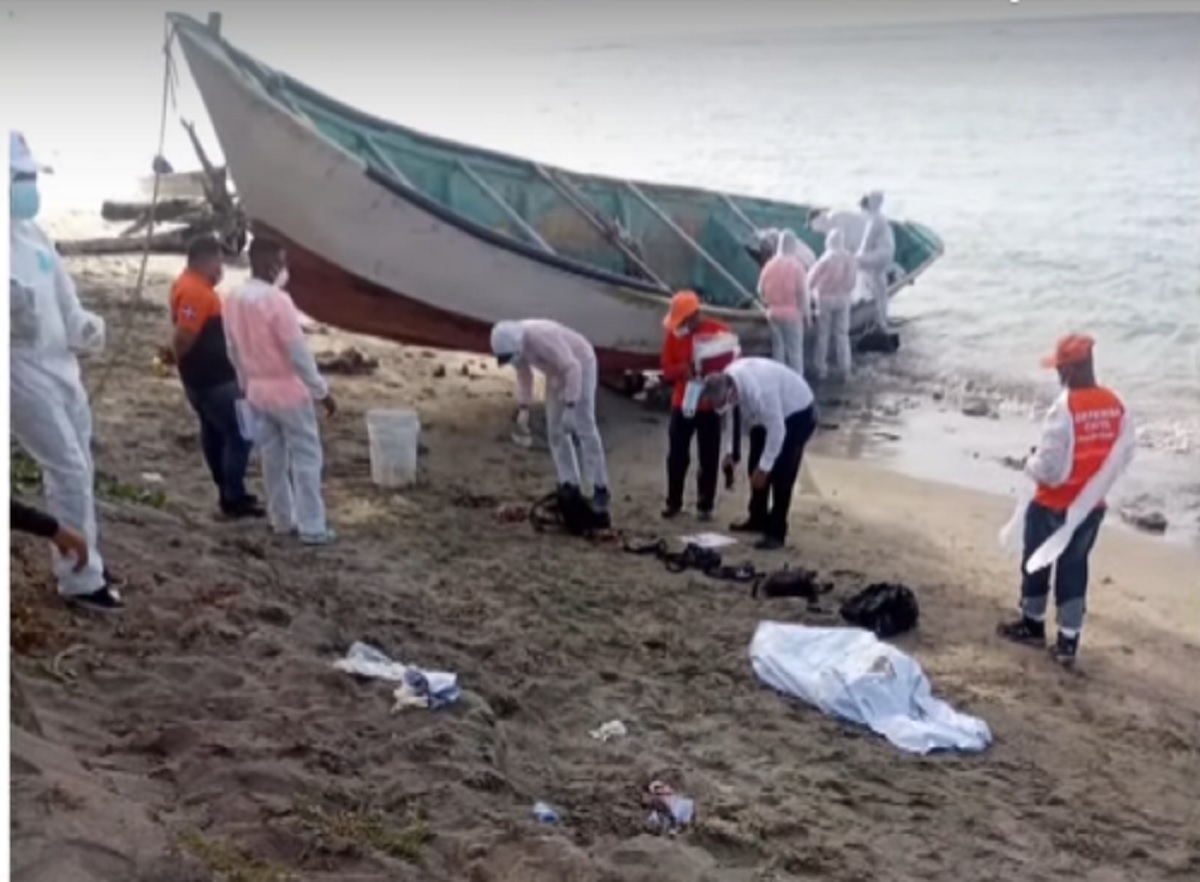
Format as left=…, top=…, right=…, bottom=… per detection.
left=855, top=190, right=897, bottom=333
left=9, top=130, right=122, bottom=613
left=490, top=318, right=611, bottom=520
left=222, top=236, right=339, bottom=546
left=807, top=228, right=859, bottom=380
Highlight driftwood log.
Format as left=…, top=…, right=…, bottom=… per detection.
left=59, top=116, right=247, bottom=258
left=100, top=198, right=202, bottom=224
left=57, top=224, right=217, bottom=257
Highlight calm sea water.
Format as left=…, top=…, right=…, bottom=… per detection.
left=12, top=11, right=1200, bottom=524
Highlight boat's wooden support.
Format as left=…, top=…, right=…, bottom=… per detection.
left=533, top=164, right=670, bottom=291
left=360, top=133, right=416, bottom=188
left=456, top=159, right=556, bottom=254
left=624, top=181, right=763, bottom=310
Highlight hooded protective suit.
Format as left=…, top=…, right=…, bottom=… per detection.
left=807, top=229, right=858, bottom=379
left=9, top=131, right=109, bottom=597
left=856, top=190, right=896, bottom=333
left=222, top=276, right=332, bottom=542
left=491, top=319, right=609, bottom=500
left=757, top=229, right=813, bottom=375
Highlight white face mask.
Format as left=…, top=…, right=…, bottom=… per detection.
left=275, top=268, right=290, bottom=289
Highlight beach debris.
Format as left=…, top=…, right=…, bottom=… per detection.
left=678, top=532, right=738, bottom=550
left=749, top=622, right=992, bottom=754
left=315, top=346, right=379, bottom=376
left=589, top=719, right=628, bottom=742
left=839, top=582, right=919, bottom=638
left=752, top=567, right=832, bottom=606
left=531, top=802, right=561, bottom=825
left=432, top=364, right=447, bottom=378
left=61, top=120, right=247, bottom=258
left=622, top=536, right=760, bottom=585
left=332, top=641, right=459, bottom=711
left=1121, top=508, right=1169, bottom=535
left=961, top=398, right=994, bottom=419
left=494, top=502, right=528, bottom=523
left=645, top=781, right=695, bottom=834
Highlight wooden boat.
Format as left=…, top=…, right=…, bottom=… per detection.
left=170, top=13, right=945, bottom=375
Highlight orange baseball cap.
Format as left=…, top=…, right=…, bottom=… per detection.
left=1041, top=333, right=1095, bottom=369
left=663, top=290, right=701, bottom=331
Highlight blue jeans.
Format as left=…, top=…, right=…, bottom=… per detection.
left=1020, top=501, right=1106, bottom=633
left=185, top=380, right=253, bottom=507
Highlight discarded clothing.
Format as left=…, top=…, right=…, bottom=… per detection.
left=622, top=536, right=759, bottom=584
left=529, top=484, right=611, bottom=537
left=589, top=719, right=628, bottom=742
left=839, top=582, right=920, bottom=638
left=749, top=621, right=992, bottom=754
left=752, top=567, right=833, bottom=605
left=332, top=642, right=459, bottom=710
left=645, top=780, right=695, bottom=834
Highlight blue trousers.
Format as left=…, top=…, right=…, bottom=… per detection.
left=1020, top=501, right=1105, bottom=634
left=185, top=380, right=253, bottom=507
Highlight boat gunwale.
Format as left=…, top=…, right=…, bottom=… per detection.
left=168, top=12, right=946, bottom=324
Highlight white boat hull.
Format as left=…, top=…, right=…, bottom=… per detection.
left=177, top=24, right=932, bottom=374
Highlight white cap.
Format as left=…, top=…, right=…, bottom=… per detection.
left=10, top=130, right=50, bottom=175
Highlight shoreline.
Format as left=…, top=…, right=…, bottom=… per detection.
left=42, top=223, right=1199, bottom=551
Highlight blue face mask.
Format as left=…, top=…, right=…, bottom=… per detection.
left=10, top=179, right=40, bottom=221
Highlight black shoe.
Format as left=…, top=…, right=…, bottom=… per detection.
left=661, top=506, right=682, bottom=520
left=754, top=535, right=785, bottom=551
left=224, top=498, right=266, bottom=519
left=1048, top=631, right=1079, bottom=667
left=696, top=509, right=714, bottom=523
left=729, top=519, right=766, bottom=534
left=997, top=616, right=1046, bottom=647
left=68, top=586, right=125, bottom=615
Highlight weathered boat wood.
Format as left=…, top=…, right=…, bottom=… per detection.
left=168, top=12, right=945, bottom=374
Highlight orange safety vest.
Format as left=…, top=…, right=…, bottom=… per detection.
left=1034, top=386, right=1125, bottom=513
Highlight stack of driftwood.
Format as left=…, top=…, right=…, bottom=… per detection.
left=57, top=119, right=248, bottom=258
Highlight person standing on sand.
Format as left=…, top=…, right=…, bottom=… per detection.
left=222, top=237, right=338, bottom=546
left=807, top=229, right=859, bottom=381
left=856, top=190, right=896, bottom=334
left=9, top=130, right=122, bottom=613
left=490, top=318, right=610, bottom=517
left=167, top=235, right=263, bottom=520
left=659, top=290, right=740, bottom=521
left=704, top=356, right=818, bottom=551
left=998, top=334, right=1136, bottom=667
left=757, top=230, right=816, bottom=375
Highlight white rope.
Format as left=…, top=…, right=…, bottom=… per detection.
left=87, top=18, right=178, bottom=403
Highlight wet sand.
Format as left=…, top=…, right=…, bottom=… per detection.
left=10, top=253, right=1200, bottom=882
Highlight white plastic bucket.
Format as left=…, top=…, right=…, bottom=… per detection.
left=366, top=408, right=421, bottom=488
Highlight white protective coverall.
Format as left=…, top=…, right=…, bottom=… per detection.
left=491, top=319, right=610, bottom=495
left=10, top=142, right=109, bottom=596
left=222, top=278, right=332, bottom=541
left=856, top=190, right=896, bottom=333
left=807, top=229, right=859, bottom=379
left=757, top=229, right=815, bottom=376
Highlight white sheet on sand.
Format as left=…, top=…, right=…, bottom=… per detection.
left=749, top=622, right=992, bottom=755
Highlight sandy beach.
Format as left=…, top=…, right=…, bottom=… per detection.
left=10, top=253, right=1200, bottom=882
